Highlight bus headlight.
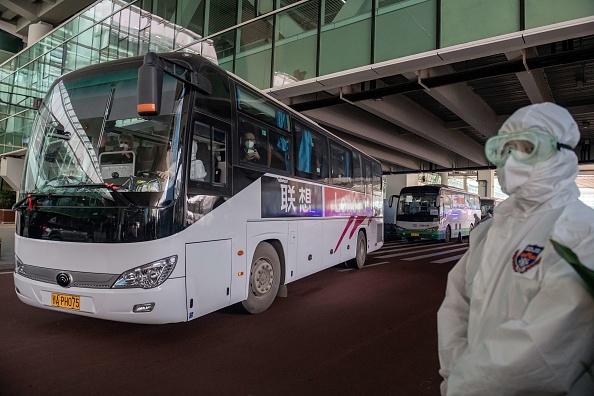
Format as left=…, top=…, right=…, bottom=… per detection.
left=425, top=226, right=439, bottom=232
left=112, top=255, right=177, bottom=289
left=15, top=255, right=27, bottom=276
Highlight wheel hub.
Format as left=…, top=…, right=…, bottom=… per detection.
left=252, top=259, right=274, bottom=296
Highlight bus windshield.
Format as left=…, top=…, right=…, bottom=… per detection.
left=23, top=66, right=186, bottom=208
left=397, top=193, right=439, bottom=220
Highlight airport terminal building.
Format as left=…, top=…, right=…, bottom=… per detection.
left=0, top=0, right=593, bottom=196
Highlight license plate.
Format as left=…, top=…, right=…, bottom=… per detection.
left=51, top=293, right=80, bottom=310
left=411, top=233, right=420, bottom=237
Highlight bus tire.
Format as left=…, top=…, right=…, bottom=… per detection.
left=348, top=230, right=367, bottom=269
left=241, top=242, right=281, bottom=314
left=444, top=226, right=451, bottom=243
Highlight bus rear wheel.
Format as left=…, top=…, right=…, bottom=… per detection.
left=348, top=230, right=367, bottom=269
left=241, top=242, right=281, bottom=314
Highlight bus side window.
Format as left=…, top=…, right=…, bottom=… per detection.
left=190, top=122, right=212, bottom=183
left=330, top=143, right=353, bottom=189
left=213, top=129, right=226, bottom=184
left=269, top=130, right=290, bottom=172
left=294, top=121, right=328, bottom=181
left=352, top=151, right=364, bottom=193
left=239, top=117, right=270, bottom=166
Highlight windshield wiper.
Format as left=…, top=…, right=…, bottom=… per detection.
left=13, top=192, right=51, bottom=211
left=12, top=190, right=82, bottom=211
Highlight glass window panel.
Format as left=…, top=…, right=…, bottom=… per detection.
left=236, top=17, right=273, bottom=89
left=258, top=0, right=274, bottom=16
left=207, top=0, right=238, bottom=36
left=294, top=121, right=328, bottom=181
left=177, top=0, right=205, bottom=35
left=273, top=0, right=318, bottom=87
left=239, top=116, right=269, bottom=166
left=352, top=151, right=364, bottom=193
left=191, top=121, right=214, bottom=184
left=440, top=0, right=518, bottom=48
left=330, top=143, right=352, bottom=188
left=269, top=130, right=291, bottom=172
left=195, top=63, right=232, bottom=122
left=319, top=0, right=371, bottom=75
left=525, top=0, right=594, bottom=29
left=209, top=30, right=235, bottom=70
left=237, top=86, right=289, bottom=131
left=375, top=0, right=436, bottom=62
left=241, top=0, right=256, bottom=22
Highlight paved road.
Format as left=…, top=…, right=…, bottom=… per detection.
left=0, top=238, right=466, bottom=396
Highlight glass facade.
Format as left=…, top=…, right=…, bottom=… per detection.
left=0, top=0, right=592, bottom=155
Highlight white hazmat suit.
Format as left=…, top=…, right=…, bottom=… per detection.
left=438, top=103, right=594, bottom=395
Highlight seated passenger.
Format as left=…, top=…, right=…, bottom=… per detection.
left=99, top=132, right=136, bottom=165
left=242, top=131, right=268, bottom=165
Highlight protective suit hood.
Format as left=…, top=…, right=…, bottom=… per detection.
left=496, top=102, right=580, bottom=214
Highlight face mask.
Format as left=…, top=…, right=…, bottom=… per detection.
left=120, top=143, right=129, bottom=151
left=245, top=140, right=255, bottom=150
left=499, top=156, right=534, bottom=195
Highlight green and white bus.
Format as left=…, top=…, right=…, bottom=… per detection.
left=394, top=185, right=481, bottom=242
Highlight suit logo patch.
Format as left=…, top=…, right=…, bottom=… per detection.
left=512, top=244, right=544, bottom=273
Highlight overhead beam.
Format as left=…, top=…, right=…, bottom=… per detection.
left=505, top=49, right=553, bottom=103
left=0, top=0, right=38, bottom=21
left=2, top=9, right=17, bottom=20
left=414, top=67, right=500, bottom=138
left=354, top=95, right=488, bottom=165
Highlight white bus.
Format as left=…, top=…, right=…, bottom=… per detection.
left=393, top=185, right=480, bottom=242
left=13, top=52, right=384, bottom=324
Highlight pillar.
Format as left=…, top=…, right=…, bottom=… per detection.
left=477, top=169, right=495, bottom=198
left=27, top=22, right=53, bottom=47
left=439, top=172, right=449, bottom=186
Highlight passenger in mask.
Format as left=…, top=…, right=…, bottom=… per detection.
left=242, top=131, right=267, bottom=165
left=98, top=132, right=136, bottom=166
left=438, top=103, right=594, bottom=395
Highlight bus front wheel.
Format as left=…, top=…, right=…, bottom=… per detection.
left=348, top=230, right=367, bottom=269
left=241, top=242, right=281, bottom=314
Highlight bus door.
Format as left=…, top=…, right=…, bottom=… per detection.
left=185, top=112, right=233, bottom=318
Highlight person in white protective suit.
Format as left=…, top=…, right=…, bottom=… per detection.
left=437, top=102, right=594, bottom=395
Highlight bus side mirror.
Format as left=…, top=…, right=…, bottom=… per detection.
left=388, top=194, right=399, bottom=208
left=137, top=52, right=163, bottom=116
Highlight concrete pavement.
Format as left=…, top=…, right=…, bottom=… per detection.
left=0, top=223, right=15, bottom=272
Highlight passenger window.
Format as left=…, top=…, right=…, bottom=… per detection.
left=373, top=162, right=382, bottom=193
left=331, top=143, right=352, bottom=188
left=237, top=86, right=290, bottom=132
left=352, top=152, right=364, bottom=193
left=239, top=117, right=269, bottom=167
left=269, top=130, right=291, bottom=172
left=190, top=121, right=226, bottom=185
left=294, top=121, right=328, bottom=181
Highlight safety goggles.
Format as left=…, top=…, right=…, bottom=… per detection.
left=484, top=130, right=572, bottom=167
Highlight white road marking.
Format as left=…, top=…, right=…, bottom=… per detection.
left=431, top=254, right=465, bottom=264
left=402, top=246, right=469, bottom=261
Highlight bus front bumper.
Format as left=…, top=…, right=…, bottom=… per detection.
left=396, top=229, right=442, bottom=240
left=14, top=274, right=187, bottom=324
